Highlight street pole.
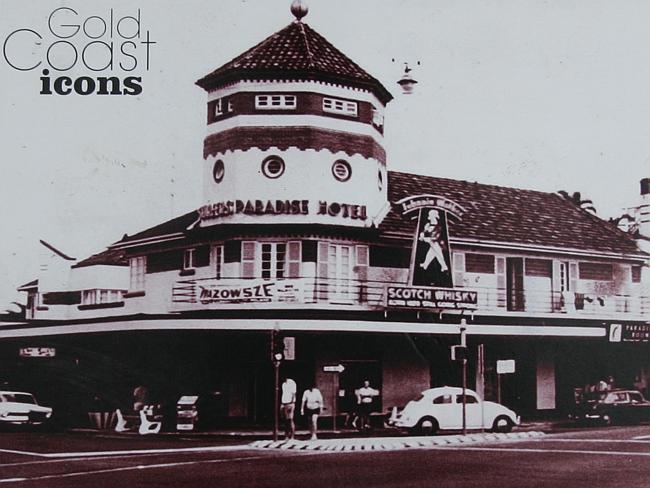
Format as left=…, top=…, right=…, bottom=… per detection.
left=271, top=329, right=279, bottom=442
left=332, top=374, right=337, bottom=432
left=460, top=318, right=467, bottom=436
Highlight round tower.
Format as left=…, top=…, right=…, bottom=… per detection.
left=195, top=2, right=393, bottom=228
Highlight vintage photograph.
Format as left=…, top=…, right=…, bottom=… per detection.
left=0, top=0, right=649, bottom=485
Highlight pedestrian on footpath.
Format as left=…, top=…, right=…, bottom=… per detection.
left=281, top=378, right=297, bottom=439
left=356, top=380, right=379, bottom=431
left=301, top=384, right=323, bottom=440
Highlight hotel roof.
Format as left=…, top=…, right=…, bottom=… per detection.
left=73, top=171, right=646, bottom=268
left=195, top=19, right=392, bottom=104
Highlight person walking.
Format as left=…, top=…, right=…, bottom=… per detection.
left=301, top=384, right=323, bottom=440
left=356, top=380, right=379, bottom=431
left=281, top=378, right=297, bottom=439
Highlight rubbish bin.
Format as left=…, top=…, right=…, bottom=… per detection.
left=176, top=395, right=199, bottom=431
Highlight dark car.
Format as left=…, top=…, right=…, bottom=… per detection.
left=571, top=389, right=650, bottom=426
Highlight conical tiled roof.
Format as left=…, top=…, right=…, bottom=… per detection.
left=196, top=21, right=392, bottom=104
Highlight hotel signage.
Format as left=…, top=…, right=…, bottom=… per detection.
left=386, top=286, right=478, bottom=310
left=198, top=199, right=367, bottom=221
left=609, top=323, right=650, bottom=343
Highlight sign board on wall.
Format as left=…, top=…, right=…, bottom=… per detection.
left=609, top=323, right=650, bottom=342
left=172, top=278, right=303, bottom=307
left=19, top=347, right=56, bottom=358
left=497, top=360, right=516, bottom=374
left=386, top=286, right=478, bottom=310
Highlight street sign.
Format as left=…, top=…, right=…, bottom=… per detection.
left=19, top=347, right=55, bottom=358
left=283, top=337, right=295, bottom=360
left=497, top=359, right=515, bottom=374
left=323, top=364, right=345, bottom=373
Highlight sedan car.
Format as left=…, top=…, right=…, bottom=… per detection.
left=389, top=386, right=520, bottom=435
left=0, top=391, right=53, bottom=426
left=571, top=389, right=650, bottom=426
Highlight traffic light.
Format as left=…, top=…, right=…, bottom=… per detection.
left=451, top=345, right=467, bottom=361
left=271, top=331, right=284, bottom=362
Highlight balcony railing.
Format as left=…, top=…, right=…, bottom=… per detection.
left=170, top=276, right=650, bottom=318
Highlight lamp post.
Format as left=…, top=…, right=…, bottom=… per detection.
left=271, top=327, right=283, bottom=442
left=460, top=318, right=467, bottom=436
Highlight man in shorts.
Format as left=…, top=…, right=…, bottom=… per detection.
left=281, top=378, right=297, bottom=439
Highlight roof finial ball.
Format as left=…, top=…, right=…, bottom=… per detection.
left=290, top=0, right=309, bottom=21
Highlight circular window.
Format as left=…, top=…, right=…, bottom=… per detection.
left=332, top=160, right=352, bottom=182
left=378, top=169, right=384, bottom=190
left=261, top=156, right=285, bottom=179
left=212, top=159, right=225, bottom=183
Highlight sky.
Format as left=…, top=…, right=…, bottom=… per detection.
left=0, top=0, right=648, bottom=310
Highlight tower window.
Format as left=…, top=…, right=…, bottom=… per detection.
left=378, top=169, right=384, bottom=190
left=332, top=160, right=352, bottom=182
left=261, top=156, right=285, bottom=179
left=212, top=97, right=233, bottom=118
left=255, top=94, right=296, bottom=110
left=213, top=159, right=225, bottom=183
left=323, top=97, right=358, bottom=117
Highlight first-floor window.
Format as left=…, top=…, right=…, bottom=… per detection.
left=212, top=245, right=224, bottom=279
left=183, top=248, right=196, bottom=270
left=129, top=256, right=146, bottom=291
left=241, top=241, right=301, bottom=279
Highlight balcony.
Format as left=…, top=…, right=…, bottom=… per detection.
left=170, top=276, right=650, bottom=320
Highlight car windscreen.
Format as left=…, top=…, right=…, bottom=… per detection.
left=1, top=393, right=36, bottom=404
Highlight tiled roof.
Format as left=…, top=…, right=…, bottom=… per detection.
left=196, top=21, right=392, bottom=104
left=84, top=172, right=644, bottom=263
left=73, top=248, right=128, bottom=268
left=382, top=171, right=644, bottom=256
left=116, top=211, right=199, bottom=245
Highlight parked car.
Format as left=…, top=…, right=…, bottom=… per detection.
left=0, top=391, right=53, bottom=427
left=570, top=389, right=650, bottom=426
left=389, top=386, right=520, bottom=435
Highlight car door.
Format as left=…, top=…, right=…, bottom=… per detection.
left=456, top=393, right=482, bottom=429
left=431, top=393, right=457, bottom=429
left=628, top=391, right=648, bottom=424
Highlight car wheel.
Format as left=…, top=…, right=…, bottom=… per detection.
left=413, top=417, right=439, bottom=436
left=492, top=415, right=513, bottom=433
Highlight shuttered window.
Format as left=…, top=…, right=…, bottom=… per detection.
left=525, top=259, right=552, bottom=277
left=465, top=254, right=495, bottom=274
left=287, top=241, right=302, bottom=278
left=241, top=241, right=256, bottom=278
left=578, top=262, right=613, bottom=281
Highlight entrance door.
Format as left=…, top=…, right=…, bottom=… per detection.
left=328, top=244, right=353, bottom=302
left=506, top=258, right=524, bottom=311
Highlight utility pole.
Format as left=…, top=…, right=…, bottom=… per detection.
left=460, top=318, right=467, bottom=436
left=271, top=328, right=282, bottom=442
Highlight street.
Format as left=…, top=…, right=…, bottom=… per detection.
left=1, top=426, right=650, bottom=486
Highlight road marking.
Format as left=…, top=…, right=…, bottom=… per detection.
left=633, top=435, right=650, bottom=440
left=0, top=449, right=48, bottom=458
left=0, top=452, right=308, bottom=484
left=546, top=438, right=650, bottom=444
left=0, top=444, right=250, bottom=459
left=428, top=445, right=650, bottom=457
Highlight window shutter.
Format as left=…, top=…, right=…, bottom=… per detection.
left=317, top=242, right=329, bottom=300
left=355, top=245, right=369, bottom=303
left=569, top=262, right=578, bottom=291
left=452, top=252, right=464, bottom=288
left=496, top=256, right=506, bottom=308
left=287, top=241, right=302, bottom=278
left=242, top=241, right=256, bottom=278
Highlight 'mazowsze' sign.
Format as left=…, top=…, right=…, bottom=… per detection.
left=173, top=278, right=302, bottom=307
left=386, top=286, right=478, bottom=310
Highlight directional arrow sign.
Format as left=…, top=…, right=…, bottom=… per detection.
left=323, top=364, right=345, bottom=373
